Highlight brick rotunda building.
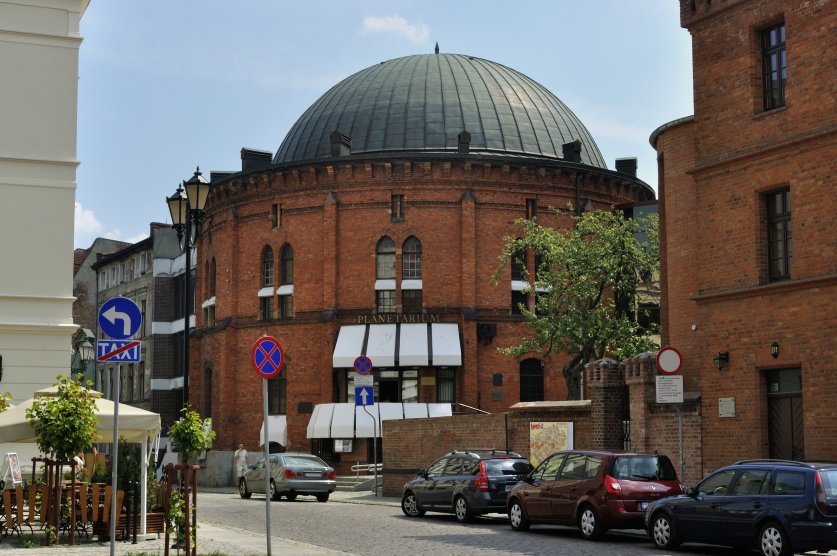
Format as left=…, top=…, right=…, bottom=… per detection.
left=192, top=52, right=655, bottom=467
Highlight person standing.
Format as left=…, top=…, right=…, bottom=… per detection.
left=234, top=443, right=248, bottom=479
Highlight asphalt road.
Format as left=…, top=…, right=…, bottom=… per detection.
left=197, top=490, right=770, bottom=556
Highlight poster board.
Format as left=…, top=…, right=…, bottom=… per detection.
left=5, top=452, right=22, bottom=485
left=529, top=422, right=573, bottom=467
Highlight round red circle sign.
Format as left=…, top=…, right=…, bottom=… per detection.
left=657, top=346, right=683, bottom=375
left=251, top=336, right=285, bottom=379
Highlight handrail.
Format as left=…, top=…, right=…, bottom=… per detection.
left=351, top=462, right=383, bottom=481
left=452, top=403, right=490, bottom=415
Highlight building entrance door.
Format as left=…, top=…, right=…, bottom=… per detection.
left=766, top=368, right=804, bottom=460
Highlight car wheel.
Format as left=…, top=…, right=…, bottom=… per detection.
left=454, top=495, right=473, bottom=523
left=760, top=521, right=792, bottom=556
left=650, top=512, right=680, bottom=550
left=285, top=493, right=297, bottom=502
left=401, top=491, right=425, bottom=517
left=238, top=478, right=251, bottom=499
left=316, top=493, right=329, bottom=503
left=508, top=499, right=530, bottom=532
left=269, top=479, right=279, bottom=501
left=578, top=504, right=605, bottom=540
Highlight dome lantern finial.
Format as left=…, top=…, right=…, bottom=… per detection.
left=434, top=42, right=439, bottom=54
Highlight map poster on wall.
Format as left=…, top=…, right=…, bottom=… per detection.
left=529, top=422, right=574, bottom=467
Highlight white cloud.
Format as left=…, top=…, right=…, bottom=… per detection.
left=74, top=201, right=103, bottom=235
left=361, top=15, right=429, bottom=44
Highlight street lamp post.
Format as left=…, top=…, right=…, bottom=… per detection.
left=166, top=167, right=209, bottom=407
left=71, top=327, right=96, bottom=382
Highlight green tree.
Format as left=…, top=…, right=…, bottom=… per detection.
left=168, top=406, right=215, bottom=462
left=26, top=374, right=98, bottom=460
left=495, top=209, right=659, bottom=399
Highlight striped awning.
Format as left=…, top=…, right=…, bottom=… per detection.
left=332, top=323, right=461, bottom=368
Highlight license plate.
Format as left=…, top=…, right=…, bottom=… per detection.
left=639, top=502, right=648, bottom=510
left=304, top=472, right=320, bottom=478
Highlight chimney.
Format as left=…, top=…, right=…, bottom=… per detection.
left=458, top=130, right=471, bottom=154
left=562, top=140, right=582, bottom=163
left=330, top=131, right=352, bottom=157
left=240, top=148, right=272, bottom=172
left=615, top=157, right=638, bottom=177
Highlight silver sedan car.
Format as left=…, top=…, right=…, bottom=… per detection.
left=239, top=453, right=337, bottom=502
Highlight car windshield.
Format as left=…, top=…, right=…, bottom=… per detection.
left=611, top=455, right=677, bottom=481
left=284, top=456, right=326, bottom=468
left=484, top=458, right=529, bottom=475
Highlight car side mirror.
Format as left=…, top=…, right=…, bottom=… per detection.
left=513, top=461, right=533, bottom=475
left=685, top=486, right=696, bottom=497
left=417, top=468, right=427, bottom=478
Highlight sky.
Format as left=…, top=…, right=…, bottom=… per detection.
left=74, top=1, right=694, bottom=249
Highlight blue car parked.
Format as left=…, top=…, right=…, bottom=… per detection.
left=645, top=459, right=837, bottom=556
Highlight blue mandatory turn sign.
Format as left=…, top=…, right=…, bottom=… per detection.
left=355, top=386, right=374, bottom=406
left=98, top=297, right=142, bottom=340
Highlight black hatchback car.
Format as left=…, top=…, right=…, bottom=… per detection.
left=646, top=459, right=837, bottom=556
left=401, top=449, right=532, bottom=523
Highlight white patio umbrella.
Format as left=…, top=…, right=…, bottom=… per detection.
left=0, top=387, right=161, bottom=535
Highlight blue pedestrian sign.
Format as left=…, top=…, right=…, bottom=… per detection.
left=355, top=386, right=374, bottom=406
left=98, top=297, right=142, bottom=340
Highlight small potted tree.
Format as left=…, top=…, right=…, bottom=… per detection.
left=26, top=374, right=98, bottom=544
left=165, top=406, right=215, bottom=549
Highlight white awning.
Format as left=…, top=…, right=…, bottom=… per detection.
left=401, top=279, right=423, bottom=290
left=259, top=415, right=287, bottom=448
left=308, top=403, right=452, bottom=439
left=306, top=404, right=335, bottom=439
left=431, top=323, right=462, bottom=366
left=257, top=286, right=274, bottom=297
left=399, top=323, right=428, bottom=366
left=332, top=323, right=462, bottom=368
left=332, top=325, right=366, bottom=368
left=276, top=284, right=294, bottom=295
left=366, top=324, right=396, bottom=367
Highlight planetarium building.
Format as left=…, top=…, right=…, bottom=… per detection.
left=192, top=52, right=655, bottom=467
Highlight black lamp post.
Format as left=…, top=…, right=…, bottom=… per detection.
left=166, top=167, right=209, bottom=406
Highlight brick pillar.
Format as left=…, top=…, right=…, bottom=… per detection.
left=623, top=352, right=657, bottom=453
left=460, top=189, right=479, bottom=407
left=322, top=191, right=338, bottom=309
left=585, top=358, right=626, bottom=450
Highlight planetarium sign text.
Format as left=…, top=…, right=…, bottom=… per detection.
left=356, top=313, right=442, bottom=324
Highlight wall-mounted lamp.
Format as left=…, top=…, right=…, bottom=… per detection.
left=771, top=341, right=779, bottom=359
left=713, top=351, right=729, bottom=371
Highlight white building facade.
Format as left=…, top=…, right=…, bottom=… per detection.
left=0, top=0, right=88, bottom=410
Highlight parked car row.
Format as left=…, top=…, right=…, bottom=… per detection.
left=402, top=449, right=837, bottom=556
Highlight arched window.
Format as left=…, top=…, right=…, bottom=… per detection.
left=209, top=258, right=216, bottom=297
left=376, top=237, right=396, bottom=313
left=204, top=367, right=212, bottom=422
left=402, top=236, right=422, bottom=278
left=376, top=237, right=395, bottom=279
left=280, top=245, right=293, bottom=285
left=520, top=359, right=544, bottom=402
left=279, top=244, right=294, bottom=318
left=261, top=246, right=274, bottom=320
left=262, top=246, right=274, bottom=287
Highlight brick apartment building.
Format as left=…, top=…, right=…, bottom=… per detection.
left=652, top=0, right=836, bottom=473
left=190, top=52, right=655, bottom=466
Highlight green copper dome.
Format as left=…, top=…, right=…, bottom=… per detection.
left=275, top=53, right=607, bottom=168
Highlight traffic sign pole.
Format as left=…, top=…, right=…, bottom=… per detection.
left=263, top=378, right=272, bottom=556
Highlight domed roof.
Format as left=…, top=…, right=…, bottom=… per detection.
left=274, top=53, right=607, bottom=168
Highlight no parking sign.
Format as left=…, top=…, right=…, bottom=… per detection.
left=251, top=336, right=285, bottom=378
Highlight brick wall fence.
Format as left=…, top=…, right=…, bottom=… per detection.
left=382, top=354, right=703, bottom=496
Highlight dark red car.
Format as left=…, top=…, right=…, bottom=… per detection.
left=507, top=450, right=683, bottom=539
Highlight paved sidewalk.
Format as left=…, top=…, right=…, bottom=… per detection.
left=0, top=489, right=399, bottom=555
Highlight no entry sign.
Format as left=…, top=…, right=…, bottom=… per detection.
left=251, top=336, right=285, bottom=379
left=656, top=346, right=683, bottom=375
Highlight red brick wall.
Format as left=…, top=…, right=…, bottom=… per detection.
left=192, top=156, right=651, bottom=453
left=382, top=403, right=592, bottom=496
left=657, top=0, right=837, bottom=476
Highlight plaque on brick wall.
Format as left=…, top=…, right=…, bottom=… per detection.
left=719, top=397, right=736, bottom=418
